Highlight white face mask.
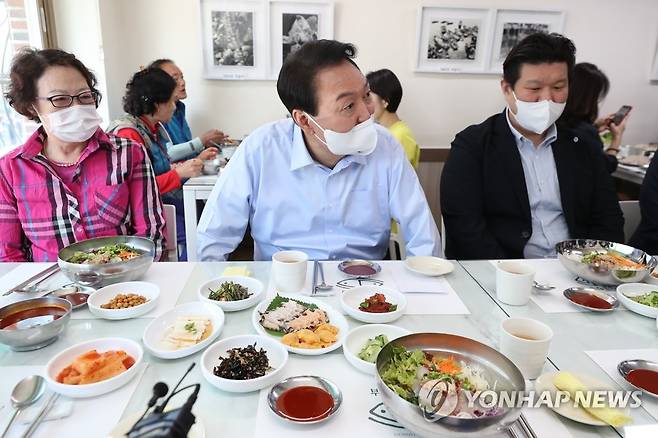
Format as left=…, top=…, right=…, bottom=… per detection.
left=305, top=113, right=378, bottom=156
left=37, top=105, right=102, bottom=142
left=511, top=92, right=565, bottom=134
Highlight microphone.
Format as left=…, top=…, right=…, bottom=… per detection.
left=148, top=382, right=169, bottom=408
left=154, top=363, right=195, bottom=414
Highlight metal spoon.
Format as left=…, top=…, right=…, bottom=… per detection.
left=0, top=375, right=45, bottom=438
left=533, top=280, right=555, bottom=291
left=315, top=261, right=333, bottom=292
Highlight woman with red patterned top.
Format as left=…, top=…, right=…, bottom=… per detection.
left=0, top=48, right=166, bottom=262
left=107, top=68, right=215, bottom=260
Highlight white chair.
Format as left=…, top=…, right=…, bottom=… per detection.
left=163, top=204, right=178, bottom=262
left=388, top=231, right=406, bottom=260
left=619, top=200, right=641, bottom=243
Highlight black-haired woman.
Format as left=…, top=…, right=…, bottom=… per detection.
left=108, top=68, right=212, bottom=259
left=366, top=69, right=419, bottom=168
left=562, top=62, right=629, bottom=173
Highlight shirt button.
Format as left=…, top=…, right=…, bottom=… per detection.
left=573, top=137, right=579, bottom=143
left=521, top=231, right=531, bottom=238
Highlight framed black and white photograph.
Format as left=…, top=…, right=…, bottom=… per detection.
left=269, top=0, right=334, bottom=78
left=416, top=7, right=493, bottom=74
left=200, top=0, right=268, bottom=80
left=489, top=10, right=565, bottom=73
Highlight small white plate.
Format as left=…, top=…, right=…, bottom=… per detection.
left=110, top=410, right=205, bottom=437
left=198, top=276, right=265, bottom=312
left=142, top=302, right=225, bottom=360
left=252, top=294, right=348, bottom=356
left=616, top=283, right=658, bottom=318
left=404, top=256, right=454, bottom=277
left=87, top=281, right=159, bottom=320
left=45, top=337, right=143, bottom=398
left=340, top=286, right=406, bottom=324
left=535, top=371, right=630, bottom=426
left=343, top=324, right=411, bottom=375
left=201, top=334, right=288, bottom=393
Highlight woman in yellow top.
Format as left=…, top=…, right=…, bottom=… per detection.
left=366, top=69, right=420, bottom=168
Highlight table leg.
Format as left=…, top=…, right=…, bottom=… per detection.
left=183, top=188, right=199, bottom=261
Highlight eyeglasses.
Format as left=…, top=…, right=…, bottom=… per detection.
left=36, top=91, right=100, bottom=108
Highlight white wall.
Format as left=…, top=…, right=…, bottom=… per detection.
left=71, top=0, right=658, bottom=146
left=52, top=0, right=109, bottom=123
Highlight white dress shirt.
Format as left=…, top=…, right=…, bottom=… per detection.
left=506, top=109, right=570, bottom=258
left=196, top=118, right=440, bottom=261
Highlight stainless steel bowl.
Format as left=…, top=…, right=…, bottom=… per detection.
left=556, top=239, right=657, bottom=286
left=337, top=260, right=382, bottom=278
left=563, top=287, right=619, bottom=312
left=617, top=359, right=658, bottom=398
left=267, top=375, right=342, bottom=424
left=376, top=333, right=525, bottom=437
left=202, top=158, right=222, bottom=175
left=0, top=297, right=72, bottom=351
left=57, top=236, right=154, bottom=287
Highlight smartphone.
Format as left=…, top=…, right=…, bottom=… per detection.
left=611, top=105, right=632, bottom=125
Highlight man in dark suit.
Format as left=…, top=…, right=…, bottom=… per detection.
left=441, top=33, right=624, bottom=260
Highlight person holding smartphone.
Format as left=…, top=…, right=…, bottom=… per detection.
left=562, top=62, right=631, bottom=173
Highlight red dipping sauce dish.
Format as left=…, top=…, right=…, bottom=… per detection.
left=268, top=376, right=342, bottom=424
left=618, top=359, right=658, bottom=398
left=338, top=260, right=381, bottom=278
left=563, top=287, right=619, bottom=312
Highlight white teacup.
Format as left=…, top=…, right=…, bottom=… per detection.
left=500, top=317, right=553, bottom=380
left=495, top=261, right=535, bottom=306
left=272, top=250, right=308, bottom=293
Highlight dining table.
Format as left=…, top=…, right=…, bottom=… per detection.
left=0, top=259, right=656, bottom=438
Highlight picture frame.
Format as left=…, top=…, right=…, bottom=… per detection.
left=269, top=0, right=334, bottom=79
left=200, top=0, right=268, bottom=80
left=415, top=6, right=494, bottom=74
left=488, top=9, right=565, bottom=73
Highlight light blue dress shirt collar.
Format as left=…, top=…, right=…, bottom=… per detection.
left=505, top=108, right=557, bottom=148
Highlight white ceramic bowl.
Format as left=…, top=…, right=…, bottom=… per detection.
left=404, top=256, right=454, bottom=277
left=197, top=276, right=264, bottom=312
left=252, top=294, right=349, bottom=356
left=201, top=334, right=288, bottom=393
left=45, top=337, right=143, bottom=398
left=616, top=283, right=658, bottom=318
left=87, top=281, right=159, bottom=320
left=340, top=286, right=406, bottom=324
left=343, top=324, right=411, bottom=375
left=142, top=302, right=225, bottom=360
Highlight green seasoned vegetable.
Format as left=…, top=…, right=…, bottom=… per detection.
left=358, top=334, right=389, bottom=363
left=67, top=244, right=142, bottom=264
left=581, top=252, right=601, bottom=264
left=629, top=291, right=658, bottom=308
left=265, top=294, right=318, bottom=311
left=381, top=344, right=426, bottom=403
left=208, top=281, right=252, bottom=302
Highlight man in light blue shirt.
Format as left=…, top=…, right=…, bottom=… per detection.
left=505, top=110, right=570, bottom=258
left=197, top=40, right=440, bottom=261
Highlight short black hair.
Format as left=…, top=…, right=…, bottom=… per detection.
left=563, top=62, right=610, bottom=125
left=503, top=33, right=576, bottom=88
left=5, top=48, right=100, bottom=122
left=366, top=69, right=403, bottom=113
left=148, top=58, right=174, bottom=69
left=123, top=67, right=176, bottom=117
left=277, top=39, right=359, bottom=115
